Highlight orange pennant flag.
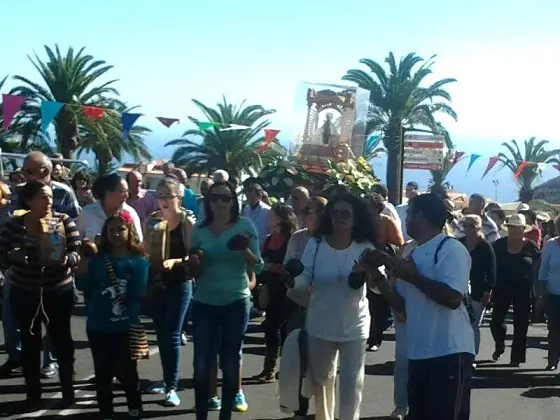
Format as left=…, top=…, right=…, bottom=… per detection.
left=258, top=128, right=280, bottom=153
left=83, top=106, right=105, bottom=120
left=514, top=161, right=530, bottom=179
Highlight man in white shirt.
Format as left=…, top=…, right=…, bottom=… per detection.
left=395, top=181, right=419, bottom=242
left=372, top=184, right=402, bottom=228
left=364, top=193, right=474, bottom=420
left=242, top=183, right=271, bottom=246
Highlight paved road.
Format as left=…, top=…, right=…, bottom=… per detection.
left=0, top=304, right=560, bottom=419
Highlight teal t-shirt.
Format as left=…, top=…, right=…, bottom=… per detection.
left=191, top=216, right=263, bottom=306
left=75, top=255, right=149, bottom=333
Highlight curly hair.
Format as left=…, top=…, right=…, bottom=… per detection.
left=98, top=211, right=146, bottom=257
left=316, top=193, right=376, bottom=243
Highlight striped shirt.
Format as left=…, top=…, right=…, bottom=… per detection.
left=10, top=180, right=81, bottom=218
left=0, top=212, right=82, bottom=290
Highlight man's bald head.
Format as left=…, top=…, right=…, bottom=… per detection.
left=291, top=186, right=310, bottom=213
left=23, top=152, right=53, bottom=183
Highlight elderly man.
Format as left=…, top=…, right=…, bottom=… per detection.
left=1, top=151, right=80, bottom=379
left=126, top=170, right=158, bottom=223
left=242, top=183, right=271, bottom=246
left=213, top=169, right=229, bottom=183
left=291, top=186, right=310, bottom=228
left=171, top=168, right=199, bottom=217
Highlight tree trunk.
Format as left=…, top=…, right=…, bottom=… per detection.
left=385, top=148, right=401, bottom=204
left=55, top=112, right=79, bottom=159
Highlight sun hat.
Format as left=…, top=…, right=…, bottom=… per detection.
left=506, top=214, right=532, bottom=232
left=536, top=212, right=551, bottom=223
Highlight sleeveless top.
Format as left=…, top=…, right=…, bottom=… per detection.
left=259, top=233, right=290, bottom=298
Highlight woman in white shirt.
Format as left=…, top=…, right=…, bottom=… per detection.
left=76, top=174, right=143, bottom=242
left=292, top=193, right=376, bottom=420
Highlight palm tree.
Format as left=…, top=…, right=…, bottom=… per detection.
left=342, top=52, right=458, bottom=203
left=362, top=135, right=386, bottom=161
left=165, top=98, right=287, bottom=178
left=9, top=45, right=134, bottom=160
left=498, top=137, right=560, bottom=202
left=428, top=150, right=461, bottom=192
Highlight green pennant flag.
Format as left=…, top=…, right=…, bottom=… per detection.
left=199, top=122, right=217, bottom=131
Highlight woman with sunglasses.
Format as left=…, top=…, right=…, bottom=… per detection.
left=291, top=193, right=376, bottom=420
left=144, top=177, right=195, bottom=407
left=459, top=215, right=496, bottom=360
left=190, top=181, right=262, bottom=420
left=70, top=171, right=94, bottom=207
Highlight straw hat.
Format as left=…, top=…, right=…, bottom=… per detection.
left=506, top=214, right=532, bottom=232
left=536, top=212, right=551, bottom=223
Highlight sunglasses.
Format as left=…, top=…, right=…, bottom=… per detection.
left=156, top=194, right=177, bottom=200
left=24, top=167, right=49, bottom=176
left=209, top=194, right=233, bottom=203
left=331, top=209, right=352, bottom=220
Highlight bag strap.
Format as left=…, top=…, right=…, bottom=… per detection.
left=102, top=255, right=118, bottom=286
left=311, top=237, right=322, bottom=284
left=434, top=236, right=454, bottom=265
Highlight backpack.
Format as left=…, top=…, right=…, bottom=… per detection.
left=431, top=236, right=476, bottom=324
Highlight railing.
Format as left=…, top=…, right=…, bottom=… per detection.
left=0, top=148, right=89, bottom=178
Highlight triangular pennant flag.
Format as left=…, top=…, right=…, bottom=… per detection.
left=83, top=105, right=105, bottom=120
left=467, top=154, right=481, bottom=172
left=219, top=124, right=250, bottom=131
left=258, top=128, right=280, bottom=153
left=481, top=156, right=500, bottom=179
left=40, top=101, right=65, bottom=133
left=156, top=117, right=179, bottom=128
left=514, top=161, right=530, bottom=179
left=2, top=94, right=26, bottom=132
left=453, top=151, right=465, bottom=163
left=554, top=164, right=560, bottom=173
left=122, top=113, right=142, bottom=143
left=198, top=122, right=217, bottom=131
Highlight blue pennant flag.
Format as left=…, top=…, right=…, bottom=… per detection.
left=40, top=101, right=64, bottom=133
left=122, top=113, right=142, bottom=143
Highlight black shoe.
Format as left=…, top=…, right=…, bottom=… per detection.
left=41, top=363, right=58, bottom=379
left=0, top=360, right=23, bottom=377
left=20, top=396, right=43, bottom=413
left=492, top=348, right=505, bottom=361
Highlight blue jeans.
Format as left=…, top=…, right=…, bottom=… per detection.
left=192, top=297, right=250, bottom=420
left=2, top=279, right=56, bottom=366
left=150, top=280, right=192, bottom=391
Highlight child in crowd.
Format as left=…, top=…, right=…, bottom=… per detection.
left=76, top=211, right=149, bottom=419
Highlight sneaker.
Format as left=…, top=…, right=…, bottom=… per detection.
left=0, top=360, right=22, bottom=377
left=127, top=408, right=141, bottom=418
left=146, top=382, right=166, bottom=394
left=233, top=390, right=248, bottom=412
left=181, top=332, right=188, bottom=346
left=41, top=363, right=58, bottom=379
left=367, top=345, right=379, bottom=352
left=390, top=407, right=408, bottom=419
left=208, top=396, right=222, bottom=411
left=163, top=390, right=180, bottom=407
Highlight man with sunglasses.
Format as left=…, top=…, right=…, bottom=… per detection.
left=1, top=151, right=81, bottom=379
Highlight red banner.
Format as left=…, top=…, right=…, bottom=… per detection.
left=257, top=128, right=280, bottom=153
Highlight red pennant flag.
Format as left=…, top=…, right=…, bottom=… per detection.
left=258, top=128, right=280, bottom=153
left=2, top=94, right=26, bottom=132
left=514, top=161, right=530, bottom=179
left=554, top=164, right=560, bottom=173
left=453, top=151, right=465, bottom=163
left=481, top=156, right=500, bottom=179
left=83, top=106, right=105, bottom=120
left=156, top=117, right=179, bottom=128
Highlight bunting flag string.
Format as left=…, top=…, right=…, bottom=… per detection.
left=514, top=161, right=531, bottom=179
left=258, top=128, right=280, bottom=153
left=156, top=117, right=179, bottom=128
left=40, top=101, right=64, bottom=133
left=2, top=94, right=26, bottom=132
left=83, top=106, right=105, bottom=120
left=481, top=156, right=500, bottom=179
left=453, top=151, right=465, bottom=164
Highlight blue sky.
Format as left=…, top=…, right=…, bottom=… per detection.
left=2, top=0, right=560, bottom=201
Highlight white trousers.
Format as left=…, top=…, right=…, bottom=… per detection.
left=307, top=335, right=366, bottom=420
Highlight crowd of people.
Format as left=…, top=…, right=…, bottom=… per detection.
left=0, top=152, right=557, bottom=420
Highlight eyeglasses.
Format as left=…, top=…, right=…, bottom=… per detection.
left=24, top=167, right=49, bottom=176
left=209, top=194, right=233, bottom=203
left=331, top=209, right=352, bottom=220
left=301, top=207, right=315, bottom=216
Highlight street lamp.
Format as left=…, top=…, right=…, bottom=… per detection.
left=492, top=179, right=500, bottom=201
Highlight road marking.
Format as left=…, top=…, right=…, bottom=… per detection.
left=20, top=345, right=160, bottom=418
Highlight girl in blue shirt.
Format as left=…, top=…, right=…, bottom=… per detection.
left=75, top=211, right=149, bottom=419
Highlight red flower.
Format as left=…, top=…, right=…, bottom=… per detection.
left=118, top=210, right=134, bottom=224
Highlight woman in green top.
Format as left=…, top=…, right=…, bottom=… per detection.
left=190, top=181, right=262, bottom=420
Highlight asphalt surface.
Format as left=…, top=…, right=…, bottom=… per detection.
left=0, top=304, right=560, bottom=420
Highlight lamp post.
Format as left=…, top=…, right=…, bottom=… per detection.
left=492, top=179, right=500, bottom=202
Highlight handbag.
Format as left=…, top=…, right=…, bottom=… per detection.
left=102, top=255, right=150, bottom=360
